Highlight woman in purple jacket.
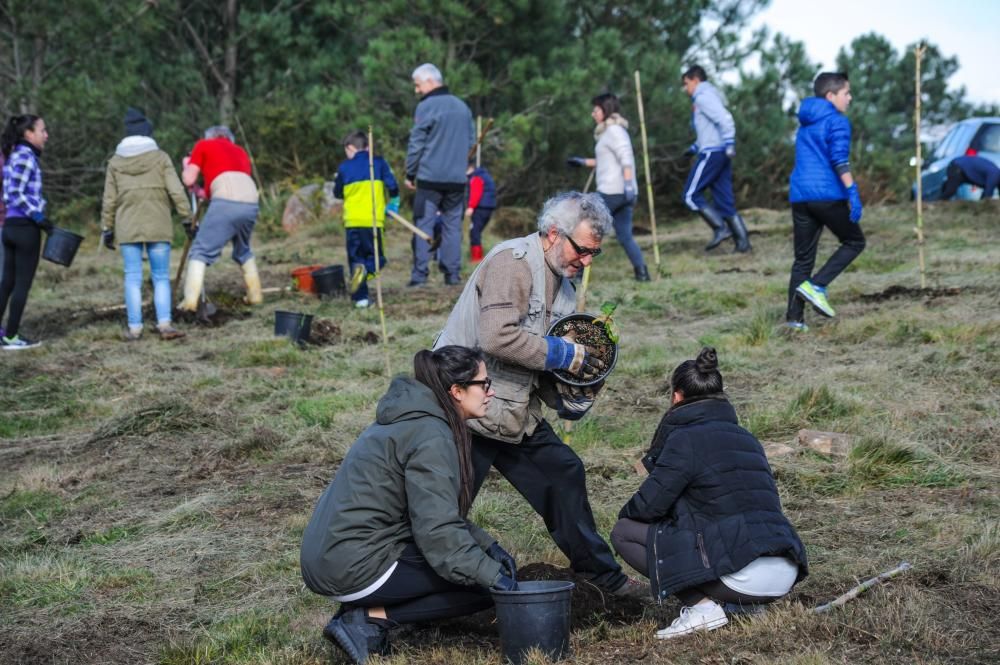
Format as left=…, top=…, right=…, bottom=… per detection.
left=0, top=115, right=51, bottom=350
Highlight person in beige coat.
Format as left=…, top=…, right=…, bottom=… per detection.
left=101, top=108, right=191, bottom=340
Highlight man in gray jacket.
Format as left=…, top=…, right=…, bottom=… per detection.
left=434, top=192, right=649, bottom=600
left=681, top=65, right=751, bottom=253
left=405, top=63, right=474, bottom=286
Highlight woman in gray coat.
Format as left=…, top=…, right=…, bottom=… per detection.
left=300, top=346, right=517, bottom=664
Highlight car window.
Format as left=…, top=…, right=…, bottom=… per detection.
left=972, top=123, right=1000, bottom=153
left=933, top=126, right=962, bottom=160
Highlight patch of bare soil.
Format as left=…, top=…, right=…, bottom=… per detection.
left=860, top=285, right=965, bottom=303
left=308, top=319, right=342, bottom=346
left=518, top=563, right=649, bottom=627
left=1, top=615, right=160, bottom=665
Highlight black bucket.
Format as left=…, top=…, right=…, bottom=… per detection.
left=312, top=265, right=346, bottom=299
left=274, top=310, right=313, bottom=345
left=41, top=228, right=85, bottom=267
left=491, top=580, right=574, bottom=665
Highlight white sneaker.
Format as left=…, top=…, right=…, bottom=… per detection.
left=354, top=298, right=370, bottom=309
left=1, top=334, right=42, bottom=350
left=656, top=600, right=728, bottom=639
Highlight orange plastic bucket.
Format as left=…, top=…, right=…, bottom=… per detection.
left=291, top=264, right=324, bottom=294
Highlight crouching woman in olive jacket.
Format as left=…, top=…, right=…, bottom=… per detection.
left=611, top=347, right=808, bottom=640
left=300, top=346, right=518, bottom=664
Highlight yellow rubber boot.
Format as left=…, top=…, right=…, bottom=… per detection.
left=242, top=257, right=263, bottom=305
left=179, top=260, right=207, bottom=312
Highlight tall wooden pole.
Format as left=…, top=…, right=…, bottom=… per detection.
left=576, top=170, right=596, bottom=311
left=914, top=44, right=927, bottom=290
left=634, top=70, right=661, bottom=277
left=368, top=126, right=391, bottom=378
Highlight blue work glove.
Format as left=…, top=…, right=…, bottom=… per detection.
left=101, top=229, right=115, bottom=250
left=555, top=381, right=602, bottom=421
left=847, top=184, right=863, bottom=223
left=724, top=142, right=736, bottom=159
left=566, top=156, right=588, bottom=168
left=386, top=196, right=400, bottom=216
left=543, top=336, right=605, bottom=380
left=492, top=573, right=519, bottom=592
left=486, top=542, right=517, bottom=580
left=624, top=180, right=637, bottom=205
left=29, top=210, right=53, bottom=233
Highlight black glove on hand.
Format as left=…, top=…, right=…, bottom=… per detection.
left=183, top=221, right=196, bottom=239
left=101, top=229, right=115, bottom=250
left=487, top=542, right=517, bottom=580
left=566, top=156, right=587, bottom=168
left=492, top=573, right=519, bottom=592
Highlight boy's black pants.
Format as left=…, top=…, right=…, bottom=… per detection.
left=0, top=219, right=42, bottom=338
left=786, top=200, right=866, bottom=322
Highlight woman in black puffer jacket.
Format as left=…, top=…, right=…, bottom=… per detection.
left=612, top=347, right=807, bottom=639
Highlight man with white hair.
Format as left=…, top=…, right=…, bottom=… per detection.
left=179, top=125, right=262, bottom=311
left=434, top=191, right=650, bottom=600
left=405, top=63, right=474, bottom=286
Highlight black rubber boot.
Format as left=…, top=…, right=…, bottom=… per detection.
left=726, top=213, right=752, bottom=253
left=699, top=206, right=732, bottom=251
left=323, top=607, right=390, bottom=664
left=634, top=265, right=651, bottom=282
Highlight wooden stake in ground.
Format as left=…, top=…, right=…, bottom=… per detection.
left=813, top=562, right=912, bottom=614
left=367, top=126, right=391, bottom=378
left=576, top=169, right=596, bottom=311
left=634, top=70, right=661, bottom=278
left=914, top=43, right=927, bottom=290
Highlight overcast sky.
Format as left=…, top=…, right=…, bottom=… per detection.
left=751, top=0, right=999, bottom=105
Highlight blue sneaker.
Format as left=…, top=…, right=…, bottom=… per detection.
left=795, top=281, right=835, bottom=318
left=784, top=321, right=809, bottom=333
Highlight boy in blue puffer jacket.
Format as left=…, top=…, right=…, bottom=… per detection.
left=786, top=72, right=866, bottom=330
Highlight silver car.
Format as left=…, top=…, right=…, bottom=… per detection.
left=916, top=117, right=1000, bottom=200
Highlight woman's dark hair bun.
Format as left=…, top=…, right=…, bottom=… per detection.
left=694, top=346, right=718, bottom=374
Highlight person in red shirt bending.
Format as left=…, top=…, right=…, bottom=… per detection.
left=179, top=125, right=262, bottom=310
left=464, top=163, right=496, bottom=262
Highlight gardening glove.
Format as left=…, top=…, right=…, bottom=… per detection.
left=624, top=179, right=638, bottom=204
left=492, top=573, right=519, bottom=592
left=486, top=542, right=518, bottom=580
left=386, top=196, right=400, bottom=216
left=183, top=221, right=196, bottom=239
left=566, top=156, right=588, bottom=169
left=543, top=336, right=605, bottom=380
left=555, top=381, right=600, bottom=421
left=30, top=211, right=53, bottom=233
left=101, top=229, right=115, bottom=250
left=847, top=184, right=863, bottom=223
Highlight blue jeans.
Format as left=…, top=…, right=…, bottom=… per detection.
left=121, top=242, right=172, bottom=327
left=599, top=193, right=645, bottom=270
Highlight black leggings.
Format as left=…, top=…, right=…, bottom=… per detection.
left=0, top=220, right=42, bottom=338
left=344, top=543, right=492, bottom=625
left=610, top=517, right=778, bottom=607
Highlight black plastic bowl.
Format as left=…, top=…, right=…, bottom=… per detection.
left=546, top=312, right=619, bottom=387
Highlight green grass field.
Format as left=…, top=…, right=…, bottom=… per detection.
left=1, top=201, right=998, bottom=664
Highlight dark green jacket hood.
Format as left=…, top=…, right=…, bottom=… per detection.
left=375, top=375, right=447, bottom=426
